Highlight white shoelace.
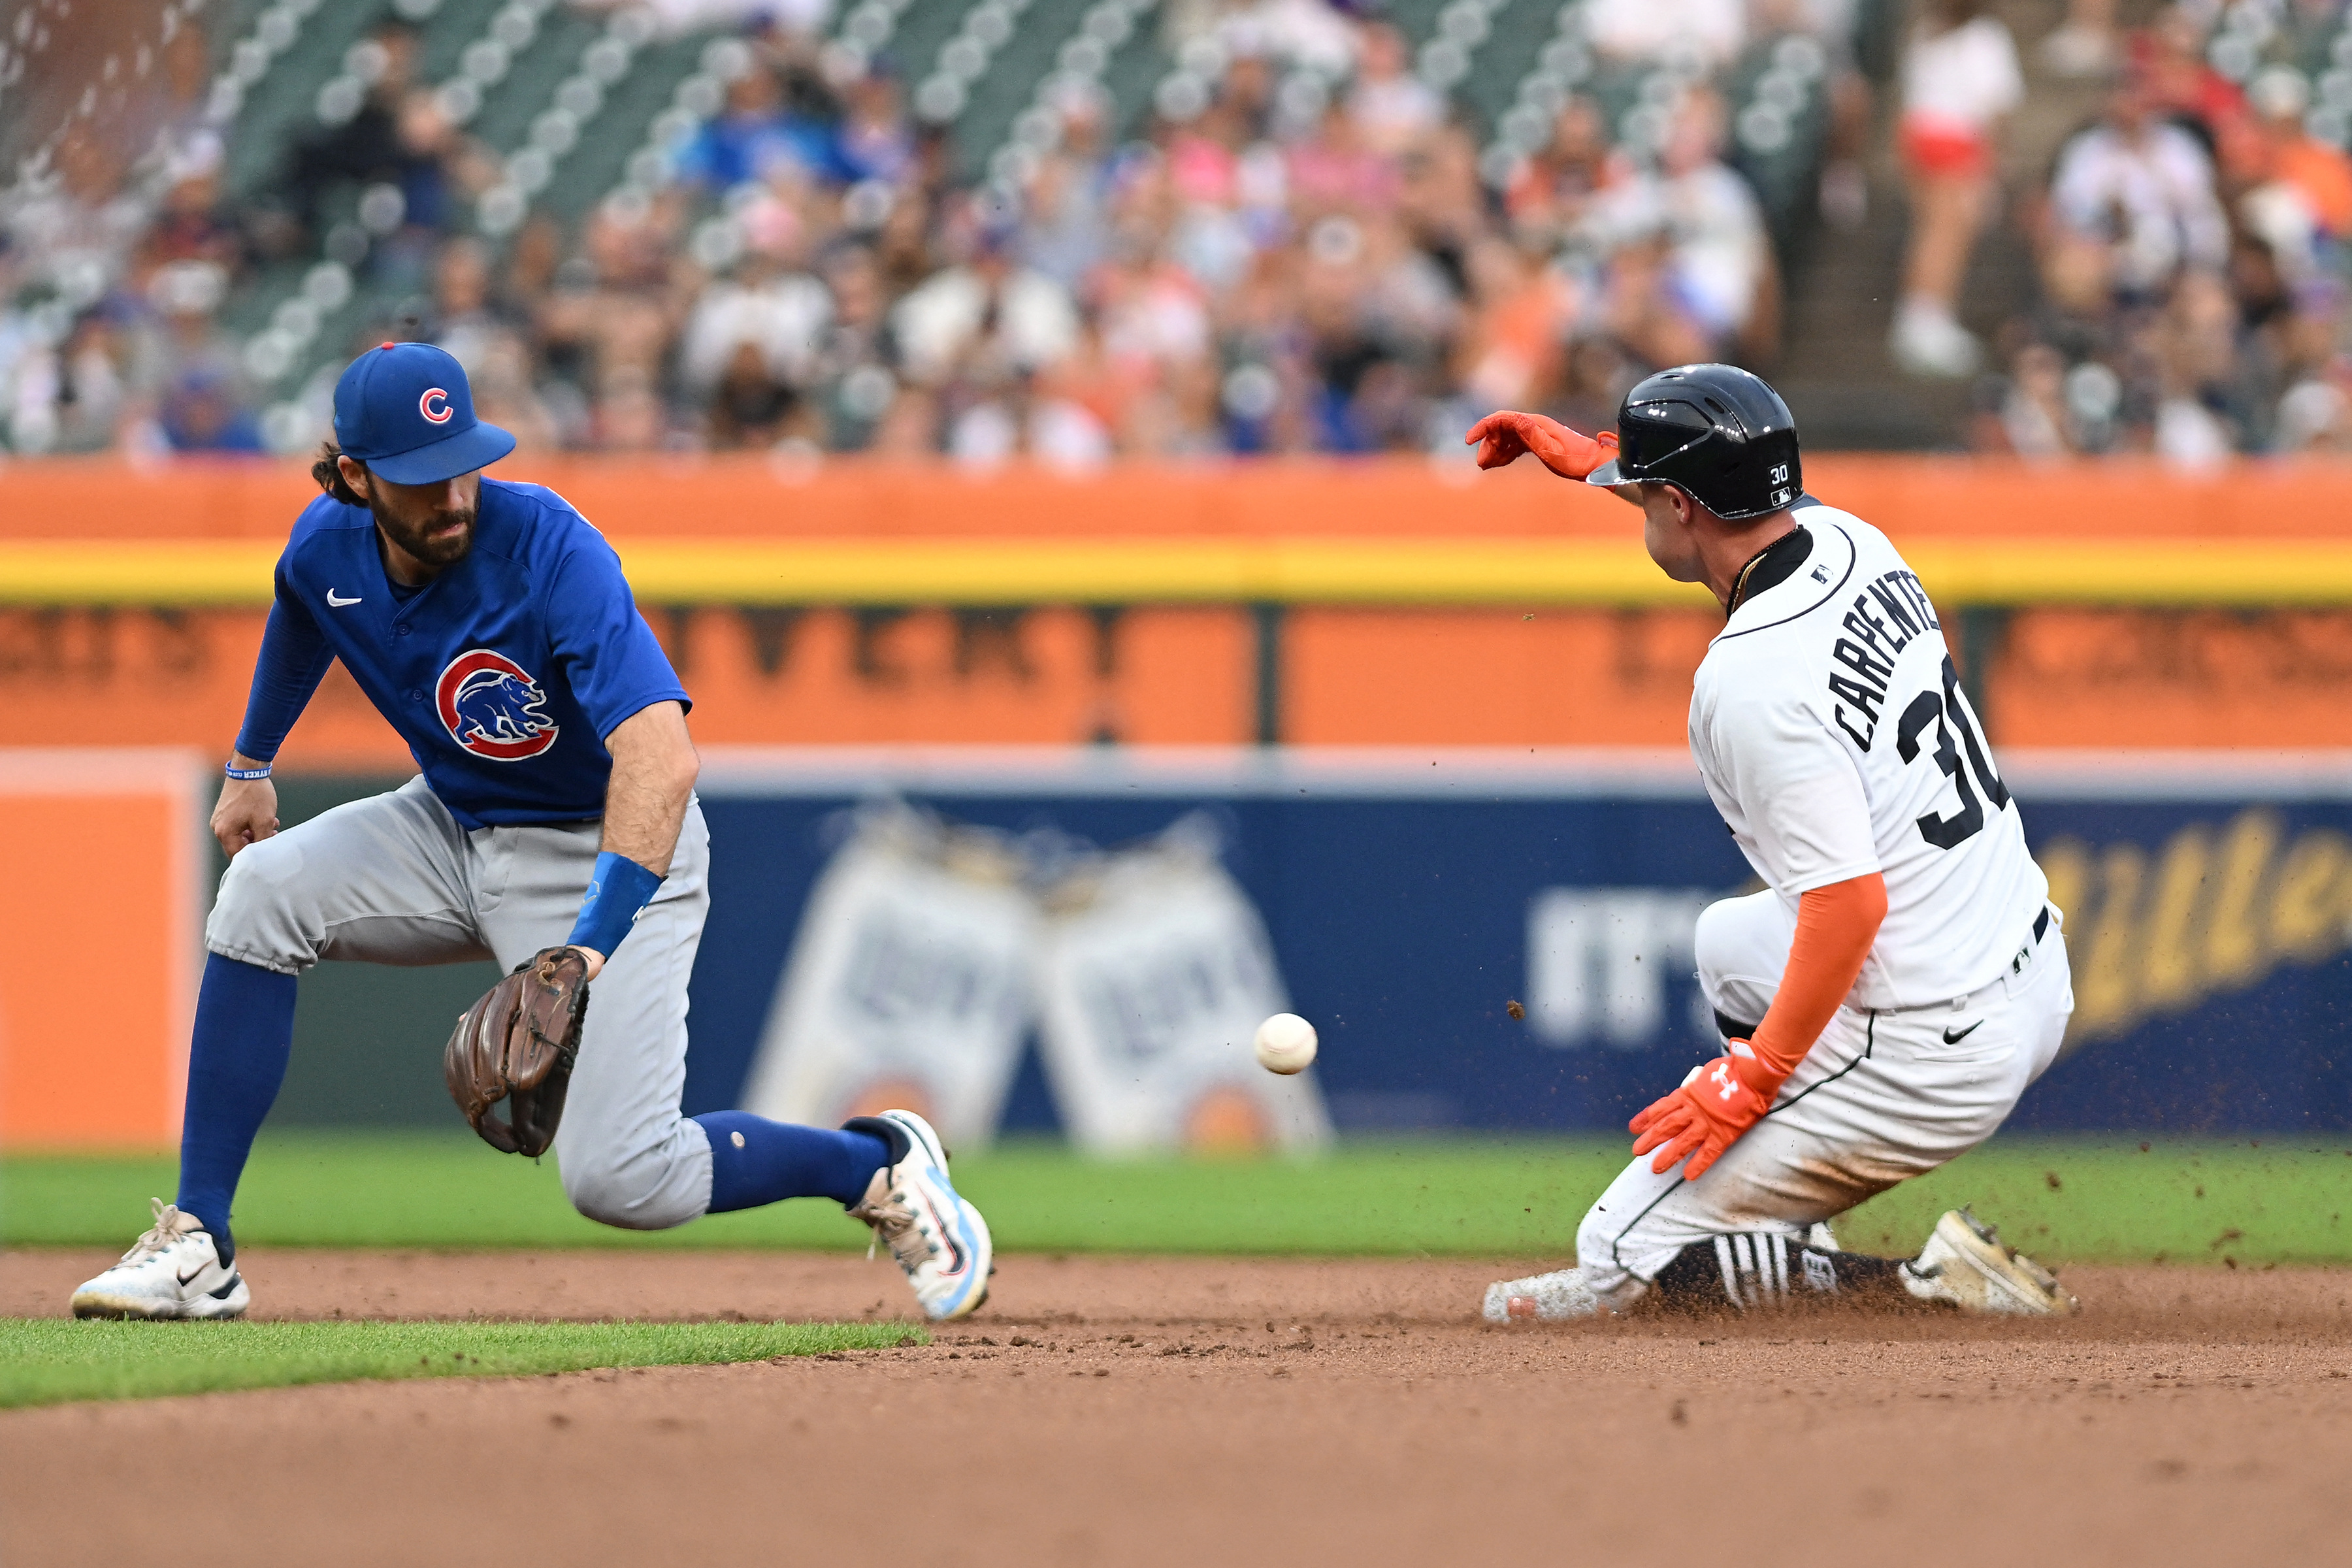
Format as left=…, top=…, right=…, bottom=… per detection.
left=122, top=1198, right=200, bottom=1264
left=853, top=1181, right=936, bottom=1273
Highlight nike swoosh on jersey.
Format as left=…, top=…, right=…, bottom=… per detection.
left=1942, top=1021, right=1984, bottom=1044
left=327, top=589, right=362, bottom=606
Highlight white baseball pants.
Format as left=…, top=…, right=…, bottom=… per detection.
left=1574, top=889, right=2074, bottom=1309
left=205, top=775, right=717, bottom=1230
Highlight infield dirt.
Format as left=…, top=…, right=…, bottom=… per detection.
left=4, top=1249, right=2349, bottom=1567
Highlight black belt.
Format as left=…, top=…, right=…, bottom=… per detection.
left=1722, top=904, right=2055, bottom=1036
left=2011, top=906, right=2051, bottom=976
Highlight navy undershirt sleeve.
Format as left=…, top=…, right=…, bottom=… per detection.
left=232, top=584, right=337, bottom=762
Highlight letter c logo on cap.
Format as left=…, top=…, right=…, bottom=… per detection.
left=419, top=387, right=453, bottom=425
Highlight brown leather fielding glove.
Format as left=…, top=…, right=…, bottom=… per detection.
left=443, top=946, right=591, bottom=1156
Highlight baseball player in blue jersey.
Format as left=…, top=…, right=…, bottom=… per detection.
left=71, top=343, right=992, bottom=1322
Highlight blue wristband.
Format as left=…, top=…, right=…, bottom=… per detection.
left=566, top=851, right=663, bottom=960
left=225, top=762, right=272, bottom=780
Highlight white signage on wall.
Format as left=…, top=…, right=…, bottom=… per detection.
left=1032, top=815, right=1330, bottom=1154
left=739, top=808, right=1039, bottom=1152
left=741, top=806, right=1328, bottom=1154
left=1525, top=888, right=1714, bottom=1050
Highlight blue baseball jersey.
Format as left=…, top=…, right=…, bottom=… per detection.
left=235, top=478, right=691, bottom=829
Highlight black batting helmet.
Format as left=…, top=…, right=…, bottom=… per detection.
left=1584, top=363, right=1801, bottom=521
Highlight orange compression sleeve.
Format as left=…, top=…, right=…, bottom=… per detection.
left=1742, top=874, right=1889, bottom=1082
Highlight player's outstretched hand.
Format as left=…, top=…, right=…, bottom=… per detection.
left=1464, top=411, right=1619, bottom=480
left=1629, top=1048, right=1776, bottom=1179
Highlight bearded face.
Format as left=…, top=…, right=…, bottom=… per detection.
left=355, top=465, right=479, bottom=573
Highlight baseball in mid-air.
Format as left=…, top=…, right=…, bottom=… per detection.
left=1253, top=1013, right=1318, bottom=1075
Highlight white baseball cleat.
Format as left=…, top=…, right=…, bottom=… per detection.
left=1902, top=1208, right=2078, bottom=1315
left=1482, top=1266, right=1604, bottom=1323
left=70, top=1200, right=251, bottom=1320
left=845, top=1110, right=993, bottom=1321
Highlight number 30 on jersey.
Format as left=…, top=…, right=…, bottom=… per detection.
left=1897, top=655, right=2008, bottom=849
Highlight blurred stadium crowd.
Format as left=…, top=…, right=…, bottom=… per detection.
left=5, top=0, right=2352, bottom=462
left=1957, top=0, right=2352, bottom=459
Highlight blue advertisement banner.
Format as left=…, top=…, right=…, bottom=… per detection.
left=683, top=750, right=2352, bottom=1137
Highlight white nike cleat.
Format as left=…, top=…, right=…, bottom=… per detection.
left=71, top=1200, right=250, bottom=1320
left=1902, top=1208, right=2078, bottom=1315
left=845, top=1111, right=993, bottom=1321
left=1483, top=1266, right=1604, bottom=1323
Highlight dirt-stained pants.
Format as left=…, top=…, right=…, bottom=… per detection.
left=1575, top=889, right=2073, bottom=1309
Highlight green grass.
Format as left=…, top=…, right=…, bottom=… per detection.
left=7, top=1132, right=2351, bottom=1266
left=0, top=1318, right=923, bottom=1411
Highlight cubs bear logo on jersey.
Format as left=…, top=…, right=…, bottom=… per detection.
left=436, top=649, right=559, bottom=760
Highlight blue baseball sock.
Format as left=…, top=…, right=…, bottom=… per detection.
left=174, top=954, right=299, bottom=1264
left=694, top=1112, right=891, bottom=1211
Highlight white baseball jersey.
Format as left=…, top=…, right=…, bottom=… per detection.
left=1686, top=504, right=2049, bottom=1009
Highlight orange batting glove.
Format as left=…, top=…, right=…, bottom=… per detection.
left=1464, top=410, right=1620, bottom=480
left=1629, top=1042, right=1781, bottom=1180
left=1635, top=875, right=1887, bottom=1180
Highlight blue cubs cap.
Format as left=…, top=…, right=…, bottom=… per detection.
left=331, top=341, right=515, bottom=485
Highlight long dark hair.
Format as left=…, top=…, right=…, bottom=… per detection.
left=312, top=442, right=369, bottom=507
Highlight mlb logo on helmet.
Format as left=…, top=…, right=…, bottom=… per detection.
left=331, top=342, right=516, bottom=485
left=436, top=649, right=560, bottom=761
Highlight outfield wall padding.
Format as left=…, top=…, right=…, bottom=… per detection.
left=4, top=457, right=2352, bottom=753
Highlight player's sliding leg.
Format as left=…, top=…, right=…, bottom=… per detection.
left=1484, top=889, right=2075, bottom=1322
left=1488, top=1122, right=2075, bottom=1320
left=1608, top=1207, right=2074, bottom=1314
left=480, top=806, right=992, bottom=1319
left=1628, top=1212, right=2063, bottom=1313
left=1643, top=1225, right=1912, bottom=1309
left=73, top=783, right=487, bottom=1319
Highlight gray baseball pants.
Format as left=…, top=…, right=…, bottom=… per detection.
left=206, top=774, right=716, bottom=1229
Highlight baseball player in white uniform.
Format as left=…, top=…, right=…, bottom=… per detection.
left=1465, top=364, right=2077, bottom=1318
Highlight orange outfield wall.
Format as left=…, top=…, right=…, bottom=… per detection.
left=7, top=451, right=2352, bottom=541
left=3, top=456, right=2350, bottom=756
left=0, top=750, right=203, bottom=1150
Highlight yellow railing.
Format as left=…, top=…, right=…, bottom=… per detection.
left=4, top=538, right=2351, bottom=608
